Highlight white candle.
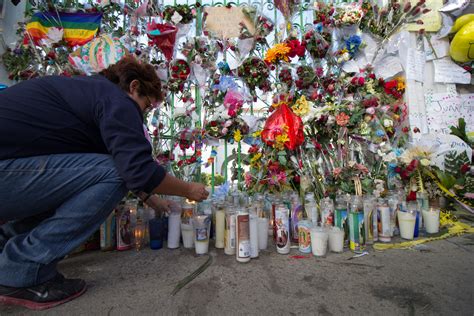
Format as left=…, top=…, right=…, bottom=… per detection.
left=215, top=209, right=225, bottom=248
left=167, top=213, right=181, bottom=249
left=423, top=209, right=440, bottom=234
left=328, top=227, right=344, bottom=253
left=193, top=215, right=210, bottom=255
left=249, top=214, right=259, bottom=258
left=311, top=227, right=329, bottom=257
left=181, top=223, right=194, bottom=248
left=397, top=211, right=416, bottom=240
left=224, top=212, right=236, bottom=255
left=258, top=217, right=269, bottom=250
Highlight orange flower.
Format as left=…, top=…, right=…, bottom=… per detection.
left=336, top=112, right=350, bottom=126
left=264, top=43, right=291, bottom=64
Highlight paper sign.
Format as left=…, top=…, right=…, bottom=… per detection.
left=424, top=37, right=449, bottom=60
left=407, top=81, right=428, bottom=134
left=417, top=134, right=472, bottom=170
left=204, top=7, right=255, bottom=39
left=425, top=93, right=474, bottom=134
left=374, top=56, right=403, bottom=79
left=439, top=0, right=469, bottom=12
left=433, top=58, right=471, bottom=84
left=405, top=48, right=425, bottom=82
left=406, top=0, right=443, bottom=32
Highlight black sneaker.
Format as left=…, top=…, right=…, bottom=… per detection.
left=0, top=274, right=86, bottom=310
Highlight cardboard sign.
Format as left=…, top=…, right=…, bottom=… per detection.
left=204, top=7, right=255, bottom=39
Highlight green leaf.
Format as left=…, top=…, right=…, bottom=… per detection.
left=435, top=170, right=457, bottom=189
left=278, top=155, right=287, bottom=166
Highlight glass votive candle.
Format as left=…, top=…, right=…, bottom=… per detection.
left=423, top=207, right=440, bottom=234
left=328, top=227, right=344, bottom=253
left=397, top=210, right=416, bottom=240
left=310, top=225, right=329, bottom=257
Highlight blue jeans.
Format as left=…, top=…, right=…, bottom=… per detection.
left=0, top=154, right=127, bottom=287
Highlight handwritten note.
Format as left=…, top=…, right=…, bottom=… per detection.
left=374, top=56, right=403, bottom=79
left=417, top=134, right=472, bottom=169
left=433, top=58, right=471, bottom=84
left=204, top=7, right=255, bottom=39
left=406, top=0, right=443, bottom=32
left=407, top=81, right=428, bottom=134
left=424, top=37, right=449, bottom=61
left=425, top=93, right=474, bottom=134
left=405, top=48, right=425, bottom=82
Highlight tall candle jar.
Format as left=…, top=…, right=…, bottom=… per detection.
left=349, top=195, right=365, bottom=252
left=236, top=208, right=251, bottom=262
left=298, top=219, right=312, bottom=253
left=310, top=225, right=328, bottom=257
left=181, top=199, right=196, bottom=249
left=304, top=193, right=319, bottom=225
left=320, top=197, right=335, bottom=227
left=387, top=190, right=401, bottom=236
left=167, top=196, right=182, bottom=249
left=275, top=203, right=290, bottom=254
left=249, top=211, right=259, bottom=258
left=193, top=214, right=211, bottom=255
left=257, top=215, right=269, bottom=250
left=290, top=193, right=303, bottom=243
left=334, top=194, right=349, bottom=246
left=377, top=198, right=391, bottom=242
left=363, top=195, right=376, bottom=244
left=215, top=202, right=226, bottom=249
left=328, top=227, right=344, bottom=253
left=423, top=201, right=440, bottom=234
left=224, top=206, right=236, bottom=255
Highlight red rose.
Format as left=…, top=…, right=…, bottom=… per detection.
left=406, top=191, right=417, bottom=201
left=460, top=164, right=470, bottom=174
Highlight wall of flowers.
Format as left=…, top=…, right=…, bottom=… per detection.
left=1, top=0, right=474, bottom=214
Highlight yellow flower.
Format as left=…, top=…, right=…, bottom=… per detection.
left=250, top=152, right=262, bottom=165
left=264, top=43, right=291, bottom=64
left=234, top=130, right=242, bottom=142
left=292, top=95, right=310, bottom=117
left=396, top=76, right=405, bottom=91
left=252, top=130, right=262, bottom=138
left=275, top=132, right=289, bottom=150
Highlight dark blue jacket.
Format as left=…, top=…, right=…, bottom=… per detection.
left=0, top=75, right=165, bottom=194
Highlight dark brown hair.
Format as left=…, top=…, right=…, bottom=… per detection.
left=99, top=55, right=163, bottom=102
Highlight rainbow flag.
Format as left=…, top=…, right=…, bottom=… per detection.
left=26, top=11, right=102, bottom=47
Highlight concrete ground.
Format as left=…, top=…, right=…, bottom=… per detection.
left=1, top=235, right=473, bottom=315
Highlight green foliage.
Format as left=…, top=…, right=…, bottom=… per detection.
left=450, top=118, right=472, bottom=147
left=200, top=173, right=225, bottom=187
left=445, top=151, right=469, bottom=177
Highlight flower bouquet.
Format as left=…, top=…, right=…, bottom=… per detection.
left=168, top=59, right=190, bottom=93
left=237, top=57, right=271, bottom=99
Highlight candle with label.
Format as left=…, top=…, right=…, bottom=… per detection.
left=236, top=208, right=250, bottom=263
left=193, top=214, right=211, bottom=255
left=224, top=207, right=236, bottom=255
left=275, top=203, right=290, bottom=254
left=181, top=199, right=195, bottom=249
left=298, top=220, right=312, bottom=253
